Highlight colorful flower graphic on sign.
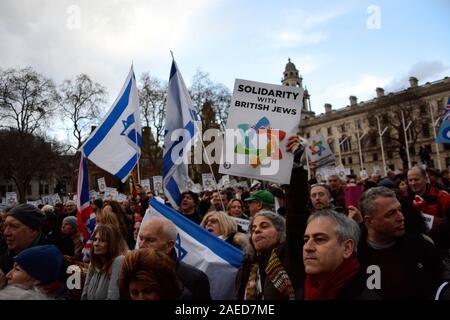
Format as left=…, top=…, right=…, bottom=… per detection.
left=309, top=140, right=326, bottom=157
left=234, top=116, right=286, bottom=168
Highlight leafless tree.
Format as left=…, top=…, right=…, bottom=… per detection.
left=189, top=69, right=231, bottom=131
left=0, top=67, right=58, bottom=135
left=0, top=129, right=68, bottom=202
left=366, top=93, right=428, bottom=169
left=138, top=73, right=167, bottom=147
left=59, top=74, right=107, bottom=150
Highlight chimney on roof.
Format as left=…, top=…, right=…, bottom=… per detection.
left=324, top=103, right=332, bottom=114
left=349, top=95, right=358, bottom=106
left=376, top=87, right=385, bottom=98
left=409, top=76, right=418, bottom=88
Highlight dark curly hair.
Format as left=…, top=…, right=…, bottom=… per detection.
left=118, top=248, right=180, bottom=300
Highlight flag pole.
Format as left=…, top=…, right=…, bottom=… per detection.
left=193, top=121, right=226, bottom=211
left=171, top=51, right=224, bottom=210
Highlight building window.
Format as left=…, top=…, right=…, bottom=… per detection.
left=327, top=127, right=332, bottom=135
left=409, top=146, right=415, bottom=156
left=370, top=135, right=377, bottom=147
left=316, top=129, right=321, bottom=135
left=373, top=153, right=378, bottom=161
left=342, top=158, right=346, bottom=165
left=340, top=136, right=352, bottom=152
left=347, top=139, right=352, bottom=152
left=387, top=150, right=393, bottom=158
left=407, top=129, right=413, bottom=141
left=419, top=105, right=427, bottom=115
left=422, top=123, right=430, bottom=138
left=444, top=144, right=450, bottom=151
left=348, top=156, right=353, bottom=164
left=438, top=99, right=444, bottom=109
left=39, top=184, right=49, bottom=195
left=340, top=124, right=346, bottom=133
left=306, top=132, right=310, bottom=139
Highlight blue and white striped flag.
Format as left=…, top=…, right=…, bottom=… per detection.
left=141, top=198, right=243, bottom=300
left=436, top=98, right=450, bottom=144
left=81, top=66, right=142, bottom=182
left=163, top=59, right=198, bottom=209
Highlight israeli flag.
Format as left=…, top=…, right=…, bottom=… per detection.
left=141, top=198, right=243, bottom=300
left=163, top=59, right=198, bottom=209
left=81, top=66, right=142, bottom=182
left=436, top=98, right=450, bottom=144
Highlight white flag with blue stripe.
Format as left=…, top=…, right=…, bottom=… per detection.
left=163, top=59, right=198, bottom=209
left=81, top=66, right=142, bottom=182
left=141, top=198, right=243, bottom=300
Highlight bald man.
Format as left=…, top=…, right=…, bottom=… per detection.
left=139, top=218, right=211, bottom=300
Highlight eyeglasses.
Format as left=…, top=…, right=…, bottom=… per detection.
left=205, top=218, right=219, bottom=225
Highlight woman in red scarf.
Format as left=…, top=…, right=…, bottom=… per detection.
left=300, top=210, right=380, bottom=300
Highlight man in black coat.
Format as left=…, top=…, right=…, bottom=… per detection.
left=138, top=217, right=211, bottom=300
left=358, top=186, right=444, bottom=299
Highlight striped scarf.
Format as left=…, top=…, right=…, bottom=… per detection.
left=245, top=249, right=295, bottom=300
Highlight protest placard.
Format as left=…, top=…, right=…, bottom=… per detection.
left=306, top=132, right=335, bottom=169
left=140, top=179, right=151, bottom=192
left=104, top=187, right=118, bottom=200
left=152, top=176, right=163, bottom=194
left=202, top=173, right=216, bottom=191
left=97, top=177, right=106, bottom=192
left=219, top=79, right=303, bottom=184
left=5, top=192, right=17, bottom=206
left=231, top=216, right=250, bottom=232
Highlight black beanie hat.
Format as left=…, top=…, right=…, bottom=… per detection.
left=181, top=191, right=199, bottom=205
left=8, top=204, right=46, bottom=231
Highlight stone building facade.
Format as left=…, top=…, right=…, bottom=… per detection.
left=282, top=59, right=450, bottom=176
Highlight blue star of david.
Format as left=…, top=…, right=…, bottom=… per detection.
left=120, top=114, right=135, bottom=136
left=175, top=234, right=187, bottom=261
left=316, top=143, right=325, bottom=156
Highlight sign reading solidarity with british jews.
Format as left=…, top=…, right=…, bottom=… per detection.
left=220, top=79, right=303, bottom=184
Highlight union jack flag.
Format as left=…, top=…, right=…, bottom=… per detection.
left=76, top=154, right=96, bottom=262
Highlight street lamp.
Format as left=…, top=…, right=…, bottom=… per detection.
left=355, top=119, right=367, bottom=171
left=401, top=111, right=413, bottom=169
left=337, top=136, right=349, bottom=166
left=429, top=102, right=442, bottom=170
left=376, top=116, right=388, bottom=176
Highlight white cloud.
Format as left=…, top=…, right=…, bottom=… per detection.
left=0, top=0, right=222, bottom=94
left=385, top=60, right=450, bottom=92
left=267, top=8, right=348, bottom=48
left=312, top=74, right=393, bottom=114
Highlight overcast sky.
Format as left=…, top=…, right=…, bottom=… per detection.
left=1, top=0, right=449, bottom=141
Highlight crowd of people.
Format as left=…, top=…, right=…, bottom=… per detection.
left=1, top=135, right=450, bottom=300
